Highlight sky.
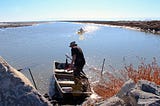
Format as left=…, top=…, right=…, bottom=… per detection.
left=0, top=0, right=160, bottom=22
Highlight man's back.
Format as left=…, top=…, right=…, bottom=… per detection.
left=71, top=46, right=85, bottom=66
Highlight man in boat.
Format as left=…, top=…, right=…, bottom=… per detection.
left=77, top=27, right=85, bottom=35
left=69, top=41, right=86, bottom=78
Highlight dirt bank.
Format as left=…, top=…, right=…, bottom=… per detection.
left=67, top=20, right=160, bottom=34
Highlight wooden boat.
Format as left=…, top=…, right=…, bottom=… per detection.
left=52, top=61, right=92, bottom=104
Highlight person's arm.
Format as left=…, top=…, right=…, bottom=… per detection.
left=71, top=54, right=76, bottom=68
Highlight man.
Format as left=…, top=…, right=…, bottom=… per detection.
left=69, top=41, right=85, bottom=77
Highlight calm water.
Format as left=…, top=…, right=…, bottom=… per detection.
left=1, top=22, right=160, bottom=94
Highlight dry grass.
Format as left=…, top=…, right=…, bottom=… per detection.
left=93, top=71, right=125, bottom=99
left=93, top=58, right=160, bottom=99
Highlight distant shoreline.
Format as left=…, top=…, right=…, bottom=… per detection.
left=65, top=20, right=160, bottom=35
left=1, top=20, right=160, bottom=35
left=0, top=21, right=50, bottom=28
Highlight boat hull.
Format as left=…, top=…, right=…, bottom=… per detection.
left=52, top=61, right=92, bottom=104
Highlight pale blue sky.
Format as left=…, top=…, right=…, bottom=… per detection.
left=0, top=0, right=160, bottom=22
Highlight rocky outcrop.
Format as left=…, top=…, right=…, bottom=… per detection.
left=100, top=79, right=160, bottom=106
left=0, top=56, right=51, bottom=106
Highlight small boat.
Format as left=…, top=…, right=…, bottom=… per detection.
left=52, top=61, right=92, bottom=104
left=77, top=28, right=85, bottom=35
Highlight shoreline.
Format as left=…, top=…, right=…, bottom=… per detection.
left=1, top=20, right=160, bottom=35
left=0, top=21, right=50, bottom=28
left=65, top=20, right=160, bottom=35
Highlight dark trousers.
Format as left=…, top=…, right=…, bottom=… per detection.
left=74, top=62, right=85, bottom=77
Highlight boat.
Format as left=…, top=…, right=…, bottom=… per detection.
left=77, top=28, right=85, bottom=35
left=52, top=61, right=92, bottom=104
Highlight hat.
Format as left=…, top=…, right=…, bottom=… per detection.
left=69, top=41, right=77, bottom=47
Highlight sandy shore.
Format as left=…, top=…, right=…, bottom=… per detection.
left=66, top=20, right=160, bottom=34
left=0, top=21, right=49, bottom=28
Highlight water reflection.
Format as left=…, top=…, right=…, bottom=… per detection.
left=77, top=25, right=100, bottom=40
left=77, top=27, right=85, bottom=40
left=84, top=25, right=100, bottom=33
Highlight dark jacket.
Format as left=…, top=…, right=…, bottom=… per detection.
left=71, top=46, right=85, bottom=67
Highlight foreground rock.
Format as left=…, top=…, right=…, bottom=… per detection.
left=0, top=56, right=51, bottom=106
left=100, top=79, right=160, bottom=106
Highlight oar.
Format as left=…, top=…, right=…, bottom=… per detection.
left=65, top=53, right=72, bottom=61
left=65, top=53, right=98, bottom=71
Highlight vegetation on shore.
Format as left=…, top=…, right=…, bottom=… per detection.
left=1, top=20, right=160, bottom=35
left=67, top=20, right=160, bottom=34
left=92, top=58, right=160, bottom=99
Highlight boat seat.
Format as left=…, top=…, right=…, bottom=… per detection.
left=58, top=81, right=75, bottom=86
left=55, top=69, right=73, bottom=73
left=62, top=87, right=73, bottom=92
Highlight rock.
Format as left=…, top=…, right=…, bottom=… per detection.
left=82, top=93, right=103, bottom=106
left=0, top=56, right=51, bottom=106
left=100, top=97, right=125, bottom=106
left=130, top=89, right=160, bottom=106
left=100, top=80, right=160, bottom=106
left=136, top=80, right=160, bottom=96
left=116, top=79, right=136, bottom=98
left=116, top=79, right=137, bottom=106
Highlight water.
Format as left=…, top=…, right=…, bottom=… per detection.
left=1, top=22, right=160, bottom=94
